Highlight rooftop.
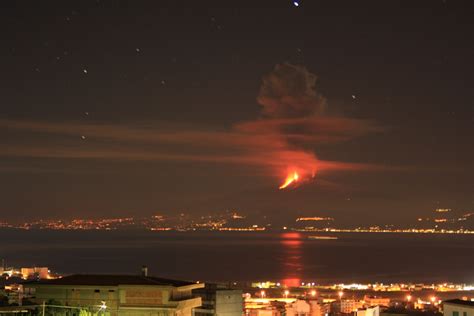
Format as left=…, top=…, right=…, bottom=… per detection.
left=28, top=274, right=198, bottom=287
left=443, top=299, right=474, bottom=307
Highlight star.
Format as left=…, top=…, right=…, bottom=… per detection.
left=351, top=94, right=356, bottom=99
left=135, top=48, right=140, bottom=52
left=161, top=80, right=166, bottom=85
left=293, top=1, right=300, bottom=7
left=81, top=135, right=86, bottom=140
left=83, top=69, right=88, bottom=74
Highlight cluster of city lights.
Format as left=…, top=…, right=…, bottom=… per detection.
left=252, top=281, right=474, bottom=292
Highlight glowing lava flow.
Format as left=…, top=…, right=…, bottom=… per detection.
left=279, top=171, right=299, bottom=189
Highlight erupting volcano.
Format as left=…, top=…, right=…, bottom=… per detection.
left=279, top=171, right=300, bottom=189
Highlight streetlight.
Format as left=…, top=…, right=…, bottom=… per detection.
left=310, top=290, right=317, bottom=297
left=260, top=290, right=265, bottom=298
left=338, top=291, right=344, bottom=299
left=99, top=301, right=107, bottom=314
left=284, top=290, right=290, bottom=298
left=406, top=295, right=412, bottom=302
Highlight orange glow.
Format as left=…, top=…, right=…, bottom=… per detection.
left=296, top=217, right=334, bottom=222
left=281, top=232, right=301, bottom=239
left=281, top=232, right=302, bottom=246
left=281, top=278, right=301, bottom=287
left=281, top=240, right=301, bottom=246
left=279, top=171, right=299, bottom=189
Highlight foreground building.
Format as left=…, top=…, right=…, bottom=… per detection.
left=334, top=299, right=365, bottom=314
left=363, top=296, right=390, bottom=308
left=192, top=283, right=243, bottom=316
left=245, top=298, right=329, bottom=316
left=443, top=299, right=474, bottom=316
left=356, top=306, right=380, bottom=316
left=24, top=274, right=204, bottom=316
left=286, top=299, right=330, bottom=316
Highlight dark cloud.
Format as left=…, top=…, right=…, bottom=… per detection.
left=257, top=63, right=327, bottom=118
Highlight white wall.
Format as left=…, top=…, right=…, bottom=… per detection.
left=444, top=303, right=474, bottom=316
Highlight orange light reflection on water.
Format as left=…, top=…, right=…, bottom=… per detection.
left=280, top=232, right=303, bottom=287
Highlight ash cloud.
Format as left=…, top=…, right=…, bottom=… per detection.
left=257, top=63, right=327, bottom=118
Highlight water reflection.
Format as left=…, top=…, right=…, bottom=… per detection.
left=280, top=232, right=303, bottom=287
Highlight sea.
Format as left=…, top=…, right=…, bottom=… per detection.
left=1, top=230, right=473, bottom=284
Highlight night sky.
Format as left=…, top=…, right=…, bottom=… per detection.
left=1, top=1, right=473, bottom=225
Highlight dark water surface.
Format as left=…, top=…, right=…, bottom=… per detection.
left=1, top=230, right=473, bottom=284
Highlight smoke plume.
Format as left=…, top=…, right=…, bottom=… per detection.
left=257, top=63, right=327, bottom=118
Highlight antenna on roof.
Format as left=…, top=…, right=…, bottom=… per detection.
left=141, top=265, right=148, bottom=277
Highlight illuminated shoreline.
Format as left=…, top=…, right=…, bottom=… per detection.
left=1, top=216, right=473, bottom=234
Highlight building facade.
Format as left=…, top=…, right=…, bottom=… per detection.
left=443, top=299, right=474, bottom=316
left=286, top=299, right=330, bottom=316
left=21, top=267, right=50, bottom=280
left=192, top=284, right=243, bottom=316
left=357, top=306, right=380, bottom=316
left=334, top=299, right=365, bottom=314
left=363, top=296, right=390, bottom=308
left=24, top=274, right=204, bottom=316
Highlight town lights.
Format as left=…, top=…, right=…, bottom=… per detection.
left=284, top=290, right=289, bottom=298
left=338, top=291, right=344, bottom=299
left=430, top=296, right=437, bottom=304
left=406, top=295, right=412, bottom=302
left=260, top=290, right=265, bottom=298
left=311, top=290, right=317, bottom=297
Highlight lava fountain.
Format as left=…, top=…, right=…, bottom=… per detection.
left=279, top=171, right=300, bottom=189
